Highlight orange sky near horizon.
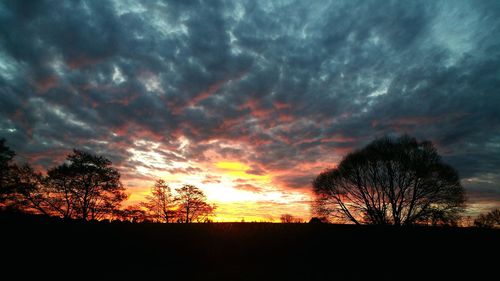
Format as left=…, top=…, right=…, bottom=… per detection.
left=1, top=0, right=499, bottom=223
left=122, top=139, right=319, bottom=222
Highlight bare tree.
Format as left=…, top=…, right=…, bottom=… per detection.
left=0, top=142, right=55, bottom=215
left=279, top=214, right=293, bottom=223
left=175, top=185, right=215, bottom=223
left=474, top=209, right=500, bottom=228
left=1, top=143, right=127, bottom=221
left=115, top=205, right=149, bottom=223
left=280, top=214, right=304, bottom=223
left=313, top=135, right=466, bottom=226
left=11, top=164, right=51, bottom=216
left=141, top=179, right=176, bottom=223
left=40, top=163, right=80, bottom=218
left=46, top=150, right=127, bottom=220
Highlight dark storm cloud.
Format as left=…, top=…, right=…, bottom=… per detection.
left=1, top=0, right=499, bottom=209
left=273, top=174, right=314, bottom=190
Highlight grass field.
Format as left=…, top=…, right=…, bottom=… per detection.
left=2, top=213, right=498, bottom=280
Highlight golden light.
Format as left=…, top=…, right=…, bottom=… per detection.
left=216, top=161, right=248, bottom=170
left=122, top=141, right=311, bottom=221
left=215, top=161, right=270, bottom=181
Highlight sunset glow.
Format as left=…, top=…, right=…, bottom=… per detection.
left=122, top=143, right=311, bottom=221
left=1, top=0, right=499, bottom=221
left=2, top=2, right=499, bottom=281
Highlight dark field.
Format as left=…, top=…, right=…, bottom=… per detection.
left=2, top=214, right=498, bottom=280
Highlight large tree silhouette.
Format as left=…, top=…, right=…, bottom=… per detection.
left=0, top=140, right=51, bottom=213
left=10, top=164, right=50, bottom=215
left=42, top=163, right=80, bottom=218
left=141, top=179, right=176, bottom=223
left=313, top=135, right=465, bottom=225
left=45, top=150, right=127, bottom=220
left=176, top=185, right=215, bottom=223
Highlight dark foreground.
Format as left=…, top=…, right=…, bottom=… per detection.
left=1, top=214, right=498, bottom=280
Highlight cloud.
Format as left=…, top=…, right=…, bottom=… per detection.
left=0, top=0, right=499, bottom=211
left=202, top=174, right=221, bottom=184
left=167, top=166, right=203, bottom=175
left=272, top=174, right=315, bottom=190
left=233, top=183, right=263, bottom=193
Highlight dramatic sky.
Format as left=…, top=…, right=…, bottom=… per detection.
left=1, top=0, right=499, bottom=221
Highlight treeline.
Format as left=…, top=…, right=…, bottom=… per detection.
left=0, top=139, right=215, bottom=223
left=312, top=135, right=499, bottom=228
left=474, top=209, right=500, bottom=228
left=125, top=180, right=216, bottom=223
left=1, top=136, right=499, bottom=227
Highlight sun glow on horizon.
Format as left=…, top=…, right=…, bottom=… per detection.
left=122, top=144, right=311, bottom=221
left=215, top=161, right=270, bottom=181
left=216, top=161, right=248, bottom=170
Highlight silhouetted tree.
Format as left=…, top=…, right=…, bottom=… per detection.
left=0, top=138, right=16, bottom=203
left=10, top=164, right=51, bottom=215
left=116, top=205, right=148, bottom=223
left=474, top=209, right=500, bottom=228
left=44, top=150, right=127, bottom=220
left=42, top=163, right=79, bottom=218
left=175, top=185, right=215, bottom=223
left=280, top=214, right=304, bottom=223
left=280, top=214, right=294, bottom=223
left=0, top=141, right=58, bottom=214
left=313, top=135, right=466, bottom=226
left=141, top=179, right=176, bottom=223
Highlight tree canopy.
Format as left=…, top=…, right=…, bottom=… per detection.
left=0, top=139, right=218, bottom=223
left=474, top=209, right=500, bottom=228
left=1, top=146, right=127, bottom=220
left=176, top=184, right=215, bottom=223
left=51, top=150, right=127, bottom=220
left=141, top=179, right=176, bottom=223
left=313, top=135, right=466, bottom=226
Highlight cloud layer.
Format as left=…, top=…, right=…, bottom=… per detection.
left=1, top=0, right=499, bottom=216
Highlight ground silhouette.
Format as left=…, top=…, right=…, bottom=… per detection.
left=1, top=212, right=498, bottom=280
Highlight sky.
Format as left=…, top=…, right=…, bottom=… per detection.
left=1, top=0, right=499, bottom=221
